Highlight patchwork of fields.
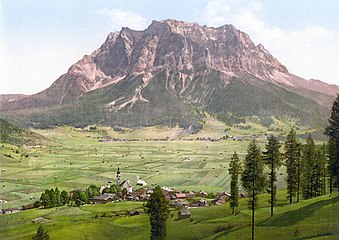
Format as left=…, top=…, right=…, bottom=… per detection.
left=0, top=116, right=337, bottom=240
left=0, top=116, right=317, bottom=209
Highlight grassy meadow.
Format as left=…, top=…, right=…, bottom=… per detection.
left=0, top=116, right=306, bottom=209
left=0, top=191, right=338, bottom=240
left=0, top=116, right=336, bottom=239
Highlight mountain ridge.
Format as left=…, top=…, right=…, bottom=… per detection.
left=1, top=19, right=337, bottom=128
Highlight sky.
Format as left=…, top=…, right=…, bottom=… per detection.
left=1, top=0, right=339, bottom=94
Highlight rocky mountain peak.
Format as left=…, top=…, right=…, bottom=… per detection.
left=39, top=20, right=337, bottom=102
left=2, top=19, right=337, bottom=121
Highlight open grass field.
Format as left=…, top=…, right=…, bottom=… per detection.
left=1, top=116, right=336, bottom=240
left=0, top=116, right=321, bottom=209
left=0, top=191, right=338, bottom=240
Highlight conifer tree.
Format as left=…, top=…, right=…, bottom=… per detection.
left=241, top=140, right=266, bottom=240
left=301, top=134, right=316, bottom=199
left=314, top=144, right=327, bottom=196
left=284, top=128, right=301, bottom=203
left=263, top=135, right=282, bottom=216
left=325, top=95, right=339, bottom=195
left=32, top=226, right=49, bottom=240
left=229, top=151, right=242, bottom=214
left=327, top=138, right=337, bottom=194
left=54, top=187, right=61, bottom=206
left=60, top=190, right=69, bottom=205
left=145, top=185, right=170, bottom=240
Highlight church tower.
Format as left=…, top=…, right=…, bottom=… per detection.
left=116, top=166, right=121, bottom=186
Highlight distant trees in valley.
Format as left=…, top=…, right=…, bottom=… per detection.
left=38, top=185, right=101, bottom=208
left=40, top=188, right=69, bottom=208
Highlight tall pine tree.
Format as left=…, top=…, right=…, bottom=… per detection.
left=241, top=140, right=266, bottom=240
left=327, top=138, right=337, bottom=194
left=301, top=134, right=316, bottom=199
left=263, top=135, right=282, bottom=216
left=145, top=185, right=170, bottom=240
left=284, top=128, right=301, bottom=203
left=229, top=151, right=242, bottom=215
left=314, top=144, right=327, bottom=196
left=325, top=94, right=339, bottom=196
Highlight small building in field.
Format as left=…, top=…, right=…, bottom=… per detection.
left=22, top=204, right=35, bottom=210
left=129, top=209, right=143, bottom=216
left=136, top=179, right=147, bottom=186
left=178, top=209, right=191, bottom=220
left=2, top=208, right=20, bottom=214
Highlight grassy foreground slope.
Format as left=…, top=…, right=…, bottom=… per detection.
left=0, top=192, right=338, bottom=240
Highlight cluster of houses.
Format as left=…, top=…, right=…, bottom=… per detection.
left=1, top=168, right=246, bottom=219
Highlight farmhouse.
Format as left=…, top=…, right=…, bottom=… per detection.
left=129, top=209, right=143, bottom=216
left=136, top=179, right=147, bottom=186
left=198, top=190, right=208, bottom=197
left=22, top=204, right=35, bottom=210
left=178, top=209, right=191, bottom=220
left=185, top=191, right=195, bottom=198
left=90, top=193, right=116, bottom=204
left=190, top=199, right=208, bottom=207
left=170, top=199, right=189, bottom=209
left=175, top=193, right=186, bottom=199
left=2, top=207, right=20, bottom=214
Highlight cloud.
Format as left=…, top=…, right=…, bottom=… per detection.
left=202, top=0, right=339, bottom=85
left=97, top=8, right=148, bottom=31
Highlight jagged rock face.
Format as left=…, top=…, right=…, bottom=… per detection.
left=8, top=19, right=336, bottom=106
left=92, top=20, right=289, bottom=84
left=48, top=19, right=336, bottom=105
left=1, top=19, right=338, bottom=128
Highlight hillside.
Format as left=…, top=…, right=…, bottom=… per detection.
left=0, top=192, right=337, bottom=240
left=0, top=118, right=46, bottom=145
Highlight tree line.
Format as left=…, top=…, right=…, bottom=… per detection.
left=36, top=184, right=103, bottom=208
left=228, top=95, right=339, bottom=240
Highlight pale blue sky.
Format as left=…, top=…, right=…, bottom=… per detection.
left=1, top=0, right=338, bottom=94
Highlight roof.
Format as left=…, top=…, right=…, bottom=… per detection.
left=179, top=209, right=191, bottom=215
left=136, top=180, right=147, bottom=186
left=99, top=193, right=115, bottom=200
left=121, top=179, right=132, bottom=188
left=175, top=193, right=186, bottom=198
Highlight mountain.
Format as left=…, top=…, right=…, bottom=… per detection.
left=0, top=94, right=29, bottom=103
left=0, top=19, right=337, bottom=129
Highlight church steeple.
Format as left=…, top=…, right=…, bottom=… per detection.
left=116, top=166, right=121, bottom=185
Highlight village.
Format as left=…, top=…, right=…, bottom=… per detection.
left=1, top=167, right=246, bottom=220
